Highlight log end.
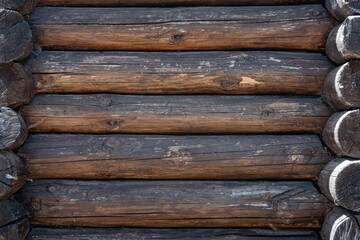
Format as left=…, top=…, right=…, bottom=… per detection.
left=0, top=199, right=28, bottom=227
left=326, top=0, right=360, bottom=22
left=0, top=0, right=36, bottom=15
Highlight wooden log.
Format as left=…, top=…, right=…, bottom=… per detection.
left=326, top=0, right=360, bottom=22
left=0, top=199, right=29, bottom=240
left=19, top=134, right=331, bottom=180
left=326, top=16, right=360, bottom=64
left=29, top=5, right=335, bottom=51
left=26, top=51, right=334, bottom=95
left=0, top=151, right=25, bottom=199
left=0, top=218, right=29, bottom=240
left=0, top=107, right=27, bottom=150
left=17, top=180, right=330, bottom=228
left=0, top=0, right=36, bottom=15
left=27, top=228, right=321, bottom=240
left=0, top=9, right=32, bottom=63
left=321, top=207, right=360, bottom=240
left=0, top=63, right=35, bottom=108
left=323, top=60, right=360, bottom=110
left=20, top=94, right=331, bottom=134
left=322, top=110, right=360, bottom=158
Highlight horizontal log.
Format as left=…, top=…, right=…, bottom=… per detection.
left=26, top=51, right=334, bottom=95
left=0, top=9, right=32, bottom=63
left=29, top=5, right=335, bottom=51
left=19, top=134, right=331, bottom=180
left=326, top=16, right=360, bottom=64
left=20, top=95, right=331, bottom=134
left=323, top=60, right=360, bottom=110
left=326, top=0, right=360, bottom=21
left=322, top=110, right=360, bottom=158
left=0, top=0, right=36, bottom=15
left=321, top=207, right=360, bottom=240
left=0, top=199, right=29, bottom=240
left=0, top=107, right=28, bottom=150
left=27, top=228, right=321, bottom=240
left=17, top=180, right=330, bottom=228
left=0, top=63, right=35, bottom=108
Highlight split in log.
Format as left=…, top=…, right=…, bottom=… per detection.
left=0, top=9, right=32, bottom=63
left=26, top=51, right=334, bottom=95
left=27, top=228, right=321, bottom=240
left=0, top=107, right=27, bottom=150
left=29, top=5, right=335, bottom=51
left=323, top=60, right=360, bottom=110
left=321, top=207, right=360, bottom=240
left=16, top=180, right=330, bottom=228
left=20, top=94, right=331, bottom=134
left=326, top=16, right=360, bottom=64
left=0, top=199, right=29, bottom=240
left=18, top=134, right=332, bottom=180
left=319, top=158, right=360, bottom=212
left=326, top=0, right=360, bottom=22
left=0, top=0, right=36, bottom=15
left=322, top=110, right=360, bottom=158
left=0, top=151, right=25, bottom=199
left=0, top=63, right=35, bottom=108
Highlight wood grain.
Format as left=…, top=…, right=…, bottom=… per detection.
left=0, top=199, right=29, bottom=240
left=326, top=0, right=360, bottom=21
left=29, top=5, right=335, bottom=51
left=0, top=0, right=36, bottom=15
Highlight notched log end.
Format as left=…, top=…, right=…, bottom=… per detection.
left=0, top=0, right=36, bottom=15
left=326, top=0, right=360, bottom=22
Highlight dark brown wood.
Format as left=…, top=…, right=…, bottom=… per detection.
left=17, top=180, right=330, bottom=228
left=323, top=61, right=360, bottom=110
left=322, top=110, right=360, bottom=158
left=0, top=9, right=32, bottom=63
left=0, top=151, right=25, bottom=199
left=326, top=0, right=360, bottom=22
left=20, top=94, right=331, bottom=134
left=0, top=199, right=29, bottom=240
left=0, top=218, right=29, bottom=240
left=26, top=51, right=334, bottom=95
left=27, top=228, right=321, bottom=240
left=0, top=107, right=27, bottom=150
left=326, top=16, right=360, bottom=64
left=19, top=134, right=331, bottom=180
left=29, top=5, right=335, bottom=51
left=0, top=63, right=35, bottom=108
left=0, top=0, right=36, bottom=15
left=321, top=207, right=360, bottom=240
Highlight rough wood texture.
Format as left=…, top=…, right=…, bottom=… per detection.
left=326, top=0, right=360, bottom=22
left=26, top=51, right=334, bottom=95
left=0, top=199, right=29, bottom=240
left=29, top=5, right=335, bottom=51
left=17, top=180, right=330, bottom=228
left=20, top=94, right=331, bottom=134
left=326, top=16, right=360, bottom=64
left=322, top=110, right=360, bottom=158
left=0, top=9, right=32, bottom=63
left=0, top=107, right=27, bottom=150
left=0, top=63, right=35, bottom=108
left=19, top=134, right=331, bottom=180
left=27, top=228, right=321, bottom=240
left=0, top=151, right=25, bottom=199
left=323, top=61, right=360, bottom=110
left=0, top=218, right=29, bottom=240
left=321, top=207, right=360, bottom=240
left=0, top=0, right=36, bottom=15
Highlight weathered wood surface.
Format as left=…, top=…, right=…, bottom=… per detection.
left=0, top=0, right=36, bottom=15
left=0, top=107, right=27, bottom=150
left=326, top=16, right=360, bottom=64
left=321, top=207, right=360, bottom=240
left=0, top=63, right=35, bottom=108
left=322, top=110, right=360, bottom=158
left=326, top=0, right=360, bottom=21
left=0, top=9, right=32, bottom=63
left=0, top=199, right=29, bottom=240
left=27, top=228, right=321, bottom=240
left=0, top=151, right=25, bottom=199
left=29, top=5, right=335, bottom=51
left=323, top=60, right=360, bottom=110
left=19, top=134, right=331, bottom=180
left=20, top=95, right=331, bottom=134
left=17, top=180, right=330, bottom=228
left=26, top=51, right=334, bottom=95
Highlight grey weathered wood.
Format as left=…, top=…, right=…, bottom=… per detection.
left=0, top=218, right=29, bottom=240
left=0, top=63, right=35, bottom=108
left=0, top=9, right=32, bottom=63
left=326, top=16, right=360, bottom=64
left=321, top=207, right=360, bottom=240
left=0, top=0, right=36, bottom=15
left=323, top=60, right=360, bottom=110
left=0, top=107, right=27, bottom=150
left=0, top=199, right=29, bottom=240
left=326, top=0, right=360, bottom=22
left=322, top=110, right=360, bottom=158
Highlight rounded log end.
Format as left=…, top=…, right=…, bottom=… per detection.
left=322, top=110, right=360, bottom=158
left=323, top=61, right=360, bottom=110
left=0, top=199, right=28, bottom=227
left=326, top=0, right=360, bottom=22
left=0, top=0, right=36, bottom=15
